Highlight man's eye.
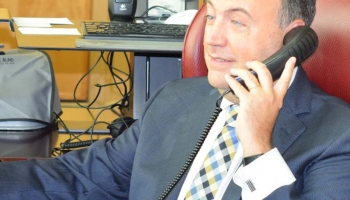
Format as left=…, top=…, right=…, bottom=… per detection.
left=232, top=20, right=243, bottom=26
left=205, top=15, right=214, bottom=20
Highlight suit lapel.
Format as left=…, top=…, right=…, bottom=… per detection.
left=154, top=87, right=220, bottom=198
left=272, top=67, right=312, bottom=154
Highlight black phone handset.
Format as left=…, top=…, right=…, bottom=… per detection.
left=228, top=26, right=319, bottom=94
left=158, top=26, right=319, bottom=200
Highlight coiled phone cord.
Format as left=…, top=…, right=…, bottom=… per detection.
left=157, top=92, right=229, bottom=200
left=60, top=140, right=98, bottom=149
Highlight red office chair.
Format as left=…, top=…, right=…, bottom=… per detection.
left=182, top=4, right=207, bottom=79
left=182, top=1, right=350, bottom=104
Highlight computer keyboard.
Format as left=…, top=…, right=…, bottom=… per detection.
left=81, top=21, right=189, bottom=42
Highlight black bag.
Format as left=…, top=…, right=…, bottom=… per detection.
left=0, top=49, right=62, bottom=157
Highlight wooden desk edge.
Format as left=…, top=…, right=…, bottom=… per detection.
left=0, top=8, right=11, bottom=20
left=0, top=8, right=14, bottom=32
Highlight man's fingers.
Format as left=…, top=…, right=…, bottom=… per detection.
left=245, top=61, right=273, bottom=89
left=274, top=57, right=297, bottom=96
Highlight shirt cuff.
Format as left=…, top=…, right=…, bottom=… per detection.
left=233, top=148, right=296, bottom=200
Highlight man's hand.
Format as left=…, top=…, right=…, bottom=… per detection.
left=224, top=57, right=297, bottom=157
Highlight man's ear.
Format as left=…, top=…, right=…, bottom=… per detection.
left=284, top=19, right=306, bottom=34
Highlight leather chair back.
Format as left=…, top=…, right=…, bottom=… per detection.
left=182, top=4, right=207, bottom=78
left=303, top=0, right=350, bottom=103
left=181, top=1, right=350, bottom=104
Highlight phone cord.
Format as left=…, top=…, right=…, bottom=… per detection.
left=157, top=96, right=224, bottom=200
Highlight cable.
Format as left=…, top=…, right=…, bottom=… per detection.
left=73, top=51, right=133, bottom=110
left=53, top=51, right=134, bottom=156
left=157, top=94, right=226, bottom=200
left=134, top=5, right=178, bottom=24
left=60, top=140, right=98, bottom=149
left=54, top=112, right=82, bottom=142
left=73, top=52, right=104, bottom=108
left=53, top=121, right=110, bottom=156
left=136, top=5, right=178, bottom=18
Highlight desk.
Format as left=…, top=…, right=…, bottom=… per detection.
left=14, top=20, right=184, bottom=119
left=0, top=8, right=14, bottom=31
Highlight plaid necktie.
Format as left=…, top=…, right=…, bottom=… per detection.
left=185, top=105, right=239, bottom=200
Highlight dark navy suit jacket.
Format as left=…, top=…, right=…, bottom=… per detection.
left=1, top=67, right=350, bottom=199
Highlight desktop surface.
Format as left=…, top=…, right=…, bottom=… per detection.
left=14, top=20, right=184, bottom=53
left=13, top=18, right=184, bottom=121
left=14, top=21, right=82, bottom=50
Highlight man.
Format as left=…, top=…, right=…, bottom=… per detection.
left=1, top=0, right=350, bottom=199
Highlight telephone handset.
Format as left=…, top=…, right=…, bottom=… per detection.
left=158, top=26, right=319, bottom=200
left=233, top=26, right=319, bottom=90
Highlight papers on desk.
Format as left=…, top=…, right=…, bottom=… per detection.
left=18, top=27, right=81, bottom=35
left=13, top=17, right=80, bottom=35
left=12, top=17, right=73, bottom=27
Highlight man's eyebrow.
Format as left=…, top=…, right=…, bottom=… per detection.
left=226, top=8, right=252, bottom=18
left=207, top=0, right=213, bottom=7
left=206, top=0, right=252, bottom=19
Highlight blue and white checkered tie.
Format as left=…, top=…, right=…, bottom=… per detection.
left=185, top=105, right=239, bottom=200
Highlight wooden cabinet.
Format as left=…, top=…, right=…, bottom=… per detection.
left=0, top=0, right=91, bottom=101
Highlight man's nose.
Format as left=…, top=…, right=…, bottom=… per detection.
left=205, top=23, right=227, bottom=47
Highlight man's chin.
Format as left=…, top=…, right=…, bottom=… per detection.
left=207, top=76, right=229, bottom=91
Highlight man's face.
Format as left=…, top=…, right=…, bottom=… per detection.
left=204, top=0, right=286, bottom=91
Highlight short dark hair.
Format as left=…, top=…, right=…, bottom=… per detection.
left=203, top=0, right=316, bottom=28
left=278, top=0, right=316, bottom=28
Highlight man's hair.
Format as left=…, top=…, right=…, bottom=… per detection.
left=278, top=0, right=316, bottom=28
left=203, top=0, right=316, bottom=28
